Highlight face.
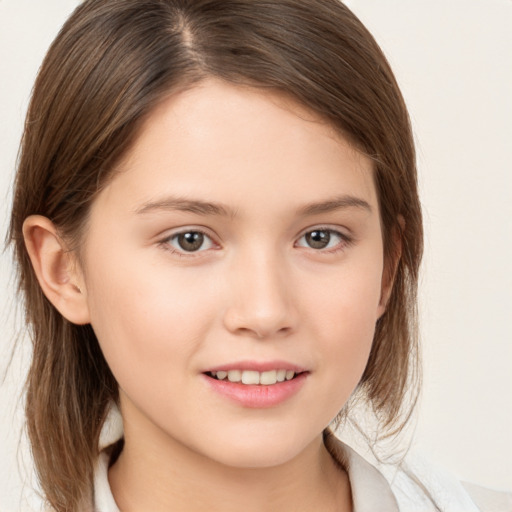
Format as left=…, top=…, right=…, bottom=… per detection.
left=80, top=79, right=388, bottom=468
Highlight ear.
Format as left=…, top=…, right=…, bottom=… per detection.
left=377, top=216, right=404, bottom=318
left=22, top=215, right=90, bottom=325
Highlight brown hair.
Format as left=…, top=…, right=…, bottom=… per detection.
left=8, top=0, right=422, bottom=509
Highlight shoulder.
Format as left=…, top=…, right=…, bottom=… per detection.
left=462, top=482, right=512, bottom=512
left=390, top=453, right=512, bottom=512
left=324, top=430, right=512, bottom=512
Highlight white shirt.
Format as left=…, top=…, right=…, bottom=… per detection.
left=92, top=406, right=512, bottom=512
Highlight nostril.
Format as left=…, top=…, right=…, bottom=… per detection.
left=222, top=277, right=297, bottom=338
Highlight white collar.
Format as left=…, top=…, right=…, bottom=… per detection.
left=93, top=405, right=480, bottom=512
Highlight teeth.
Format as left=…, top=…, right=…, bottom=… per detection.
left=260, top=370, right=277, bottom=385
left=212, top=369, right=297, bottom=385
left=241, top=370, right=260, bottom=385
left=227, top=370, right=242, bottom=382
left=276, top=369, right=286, bottom=382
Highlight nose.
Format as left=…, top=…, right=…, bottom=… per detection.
left=222, top=250, right=298, bottom=340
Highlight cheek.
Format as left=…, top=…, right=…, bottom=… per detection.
left=305, top=254, right=383, bottom=335
left=83, top=246, right=219, bottom=382
left=301, top=257, right=383, bottom=397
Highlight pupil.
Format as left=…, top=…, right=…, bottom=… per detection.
left=306, top=230, right=330, bottom=249
left=178, top=232, right=204, bottom=251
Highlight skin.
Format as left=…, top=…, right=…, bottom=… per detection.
left=24, top=79, right=396, bottom=512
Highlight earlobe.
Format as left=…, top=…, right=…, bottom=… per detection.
left=22, top=215, right=90, bottom=325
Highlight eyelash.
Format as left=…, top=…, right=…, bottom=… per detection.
left=159, top=228, right=215, bottom=258
left=295, top=226, right=352, bottom=254
left=158, top=226, right=352, bottom=258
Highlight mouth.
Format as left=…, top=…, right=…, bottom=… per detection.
left=205, top=369, right=304, bottom=386
left=202, top=367, right=308, bottom=408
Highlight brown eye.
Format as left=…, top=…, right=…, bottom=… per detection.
left=305, top=230, right=331, bottom=249
left=296, top=228, right=348, bottom=251
left=166, top=230, right=214, bottom=254
left=176, top=232, right=205, bottom=251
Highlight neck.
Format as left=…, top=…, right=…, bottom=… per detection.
left=108, top=408, right=352, bottom=512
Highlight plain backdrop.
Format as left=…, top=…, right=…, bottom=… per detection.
left=1, top=0, right=511, bottom=510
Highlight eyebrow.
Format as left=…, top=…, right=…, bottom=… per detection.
left=134, top=194, right=372, bottom=218
left=298, top=195, right=372, bottom=216
left=135, top=197, right=237, bottom=217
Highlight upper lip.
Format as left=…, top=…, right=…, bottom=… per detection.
left=203, top=360, right=308, bottom=373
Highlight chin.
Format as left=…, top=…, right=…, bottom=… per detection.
left=198, top=429, right=317, bottom=469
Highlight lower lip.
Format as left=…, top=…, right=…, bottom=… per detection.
left=203, top=373, right=308, bottom=408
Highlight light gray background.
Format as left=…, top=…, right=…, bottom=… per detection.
left=1, top=0, right=511, bottom=510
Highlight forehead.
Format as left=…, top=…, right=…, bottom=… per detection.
left=99, top=78, right=378, bottom=218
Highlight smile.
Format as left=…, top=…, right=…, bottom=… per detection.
left=207, top=369, right=298, bottom=385
left=203, top=367, right=308, bottom=408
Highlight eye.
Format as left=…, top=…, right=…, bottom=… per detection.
left=165, top=230, right=215, bottom=253
left=296, top=228, right=347, bottom=251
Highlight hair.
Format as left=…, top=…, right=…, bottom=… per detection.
left=8, top=0, right=423, bottom=509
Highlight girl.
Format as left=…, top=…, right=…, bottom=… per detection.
left=6, top=0, right=511, bottom=511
